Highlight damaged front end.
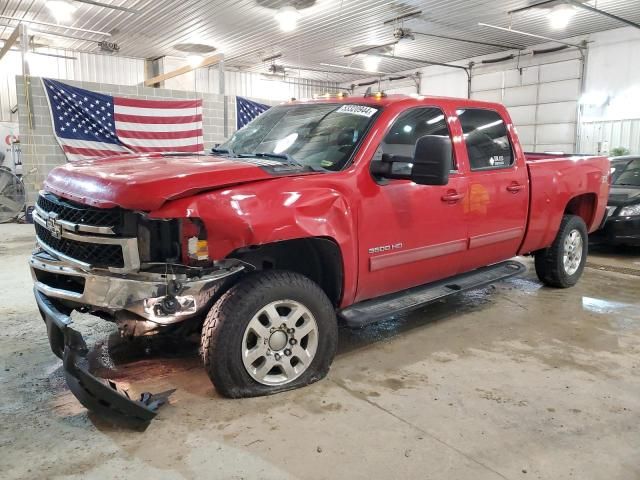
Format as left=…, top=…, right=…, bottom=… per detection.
left=35, top=289, right=175, bottom=429
left=30, top=191, right=245, bottom=428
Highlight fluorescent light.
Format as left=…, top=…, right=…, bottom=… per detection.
left=548, top=4, right=577, bottom=30
left=186, top=55, right=204, bottom=67
left=403, top=125, right=412, bottom=133
left=275, top=6, right=299, bottom=32
left=46, top=0, right=77, bottom=23
left=426, top=115, right=444, bottom=125
left=362, top=55, right=381, bottom=72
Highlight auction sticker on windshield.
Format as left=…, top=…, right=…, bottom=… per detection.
left=336, top=105, right=378, bottom=117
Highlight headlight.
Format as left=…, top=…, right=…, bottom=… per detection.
left=619, top=204, right=640, bottom=217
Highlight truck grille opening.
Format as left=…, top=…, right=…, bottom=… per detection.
left=37, top=193, right=123, bottom=228
left=35, top=223, right=125, bottom=268
left=33, top=269, right=86, bottom=294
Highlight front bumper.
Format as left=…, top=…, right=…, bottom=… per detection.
left=30, top=250, right=244, bottom=325
left=35, top=289, right=174, bottom=429
left=31, top=249, right=245, bottom=426
left=591, top=215, right=640, bottom=246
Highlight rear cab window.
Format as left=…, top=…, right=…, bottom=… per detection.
left=458, top=108, right=514, bottom=171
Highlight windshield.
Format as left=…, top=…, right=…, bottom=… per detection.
left=613, top=159, right=640, bottom=186
left=219, top=103, right=379, bottom=171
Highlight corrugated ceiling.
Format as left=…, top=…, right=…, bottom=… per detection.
left=1, top=0, right=639, bottom=82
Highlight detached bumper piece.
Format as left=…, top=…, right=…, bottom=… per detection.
left=35, top=289, right=174, bottom=430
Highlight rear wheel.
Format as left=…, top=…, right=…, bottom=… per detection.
left=534, top=214, right=588, bottom=288
left=200, top=270, right=338, bottom=398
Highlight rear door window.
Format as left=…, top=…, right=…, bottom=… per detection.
left=458, top=109, right=513, bottom=171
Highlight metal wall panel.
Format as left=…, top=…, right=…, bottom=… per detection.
left=580, top=119, right=640, bottom=154
left=193, top=67, right=339, bottom=101
left=471, top=51, right=583, bottom=152
left=0, top=49, right=145, bottom=121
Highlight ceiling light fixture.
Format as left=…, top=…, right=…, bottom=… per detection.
left=548, top=3, right=577, bottom=30
left=362, top=55, right=381, bottom=72
left=46, top=0, right=77, bottom=24
left=275, top=6, right=299, bottom=32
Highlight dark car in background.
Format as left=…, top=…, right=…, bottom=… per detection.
left=592, top=156, right=640, bottom=246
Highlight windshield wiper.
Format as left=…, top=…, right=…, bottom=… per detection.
left=211, top=146, right=235, bottom=156
left=241, top=152, right=323, bottom=172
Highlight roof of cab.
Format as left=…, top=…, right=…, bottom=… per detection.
left=288, top=93, right=506, bottom=112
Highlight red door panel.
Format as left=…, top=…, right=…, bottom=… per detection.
left=356, top=175, right=469, bottom=302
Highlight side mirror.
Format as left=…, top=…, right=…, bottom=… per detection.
left=370, top=135, right=452, bottom=185
left=410, top=135, right=452, bottom=186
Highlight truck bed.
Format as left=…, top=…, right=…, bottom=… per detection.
left=518, top=152, right=610, bottom=255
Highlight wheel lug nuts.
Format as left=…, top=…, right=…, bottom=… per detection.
left=289, top=338, right=297, bottom=345
left=274, top=353, right=281, bottom=361
left=270, top=327, right=276, bottom=333
left=284, top=349, right=291, bottom=356
left=280, top=323, right=286, bottom=329
left=286, top=328, right=294, bottom=334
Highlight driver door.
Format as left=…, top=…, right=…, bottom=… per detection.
left=355, top=107, right=469, bottom=302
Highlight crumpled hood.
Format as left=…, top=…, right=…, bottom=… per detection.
left=608, top=185, right=640, bottom=206
left=44, top=153, right=283, bottom=211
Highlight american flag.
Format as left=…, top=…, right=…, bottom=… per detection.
left=43, top=78, right=204, bottom=161
left=236, top=96, right=270, bottom=130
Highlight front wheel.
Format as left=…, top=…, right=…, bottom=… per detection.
left=200, top=270, right=338, bottom=398
left=534, top=214, right=588, bottom=288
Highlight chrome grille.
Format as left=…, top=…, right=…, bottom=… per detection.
left=35, top=223, right=125, bottom=268
left=37, top=193, right=123, bottom=228
left=33, top=192, right=140, bottom=272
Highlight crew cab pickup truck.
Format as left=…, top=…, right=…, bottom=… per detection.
left=31, top=94, right=610, bottom=426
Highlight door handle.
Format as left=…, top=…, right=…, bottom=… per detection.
left=506, top=183, right=524, bottom=193
left=441, top=191, right=465, bottom=203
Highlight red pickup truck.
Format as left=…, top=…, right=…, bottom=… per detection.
left=31, top=94, right=609, bottom=427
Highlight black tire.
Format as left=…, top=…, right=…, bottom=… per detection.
left=534, top=214, right=588, bottom=288
left=200, top=270, right=338, bottom=398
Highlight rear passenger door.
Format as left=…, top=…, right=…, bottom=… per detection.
left=457, top=108, right=529, bottom=271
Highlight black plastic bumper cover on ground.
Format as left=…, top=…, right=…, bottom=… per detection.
left=34, top=288, right=174, bottom=430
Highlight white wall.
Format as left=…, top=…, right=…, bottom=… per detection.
left=578, top=28, right=640, bottom=154
left=0, top=49, right=145, bottom=122
left=582, top=27, right=640, bottom=121
left=345, top=27, right=640, bottom=154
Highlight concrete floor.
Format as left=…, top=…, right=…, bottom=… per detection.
left=1, top=223, right=639, bottom=480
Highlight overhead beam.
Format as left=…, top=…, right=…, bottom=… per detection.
left=344, top=41, right=399, bottom=57
left=0, top=15, right=111, bottom=36
left=383, top=10, right=423, bottom=25
left=508, top=0, right=558, bottom=15
left=320, top=62, right=391, bottom=75
left=367, top=53, right=470, bottom=72
left=411, top=31, right=525, bottom=50
left=144, top=53, right=224, bottom=87
left=0, top=22, right=99, bottom=41
left=478, top=23, right=585, bottom=49
left=280, top=64, right=369, bottom=76
left=0, top=25, right=20, bottom=61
